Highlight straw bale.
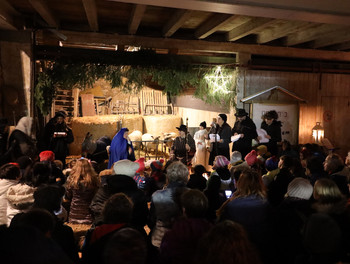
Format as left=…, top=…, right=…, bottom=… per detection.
left=143, top=115, right=181, bottom=138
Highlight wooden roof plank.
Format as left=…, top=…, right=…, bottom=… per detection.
left=226, top=17, right=275, bottom=41
left=312, top=28, right=350, bottom=48
left=162, top=9, right=192, bottom=37
left=128, top=4, right=146, bottom=35
left=194, top=13, right=233, bottom=39
left=28, top=0, right=59, bottom=28
left=82, top=0, right=99, bottom=31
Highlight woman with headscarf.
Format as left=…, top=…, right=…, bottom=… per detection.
left=107, top=128, right=135, bottom=169
left=5, top=117, right=37, bottom=162
left=208, top=114, right=231, bottom=166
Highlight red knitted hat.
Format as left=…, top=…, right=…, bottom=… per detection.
left=39, top=150, right=55, bottom=162
left=245, top=150, right=258, bottom=166
left=135, top=158, right=145, bottom=173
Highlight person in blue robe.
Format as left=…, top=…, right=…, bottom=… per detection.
left=108, top=128, right=135, bottom=169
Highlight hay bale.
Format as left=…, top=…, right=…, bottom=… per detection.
left=143, top=115, right=181, bottom=138
left=69, top=115, right=143, bottom=155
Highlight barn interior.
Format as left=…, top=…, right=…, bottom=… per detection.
left=2, top=0, right=350, bottom=157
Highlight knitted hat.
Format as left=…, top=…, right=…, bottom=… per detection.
left=113, top=159, right=140, bottom=177
left=218, top=114, right=227, bottom=123
left=151, top=159, right=164, bottom=171
left=287, top=178, right=313, bottom=200
left=230, top=151, right=242, bottom=164
left=245, top=150, right=257, bottom=166
left=135, top=158, right=145, bottom=173
left=257, top=145, right=268, bottom=155
left=265, top=156, right=279, bottom=171
left=39, top=151, right=55, bottom=162
left=214, top=155, right=230, bottom=168
left=199, top=121, right=207, bottom=129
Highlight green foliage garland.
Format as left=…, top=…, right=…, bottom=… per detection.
left=35, top=59, right=237, bottom=115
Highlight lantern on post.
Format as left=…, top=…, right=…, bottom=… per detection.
left=312, top=122, right=324, bottom=143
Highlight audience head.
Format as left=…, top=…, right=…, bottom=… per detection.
left=213, top=155, right=230, bottom=169
left=287, top=178, right=313, bottom=200
left=196, top=220, right=261, bottom=264
left=103, top=228, right=147, bottom=264
left=307, top=156, right=324, bottom=174
left=181, top=189, right=208, bottom=218
left=135, top=158, right=145, bottom=173
left=230, top=151, right=242, bottom=164
left=113, top=159, right=139, bottom=177
left=193, top=164, right=207, bottom=176
left=151, top=159, right=164, bottom=172
left=245, top=150, right=258, bottom=167
left=39, top=151, right=55, bottom=162
left=31, top=161, right=54, bottom=187
left=166, top=161, right=189, bottom=184
left=265, top=156, right=279, bottom=172
left=66, top=158, right=99, bottom=189
left=0, top=163, right=21, bottom=180
left=102, top=193, right=133, bottom=224
left=313, top=178, right=344, bottom=204
left=33, top=184, right=65, bottom=213
left=278, top=155, right=294, bottom=169
left=235, top=169, right=266, bottom=198
left=323, top=153, right=343, bottom=174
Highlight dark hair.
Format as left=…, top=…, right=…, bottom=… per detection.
left=33, top=184, right=65, bottom=213
left=0, top=163, right=20, bottom=180
left=181, top=189, right=208, bottom=218
left=103, top=228, right=147, bottom=264
left=102, top=193, right=134, bottom=224
left=194, top=164, right=207, bottom=175
left=307, top=156, right=324, bottom=173
left=195, top=220, right=261, bottom=264
left=264, top=110, right=278, bottom=120
left=279, top=155, right=294, bottom=169
left=10, top=208, right=55, bottom=235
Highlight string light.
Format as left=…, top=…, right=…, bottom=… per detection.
left=204, top=66, right=233, bottom=94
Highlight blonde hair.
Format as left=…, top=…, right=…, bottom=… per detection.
left=66, top=158, right=99, bottom=189
left=313, top=178, right=343, bottom=203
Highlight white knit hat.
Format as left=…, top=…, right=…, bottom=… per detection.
left=287, top=178, right=313, bottom=200
left=113, top=159, right=140, bottom=177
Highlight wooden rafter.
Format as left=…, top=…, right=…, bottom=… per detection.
left=329, top=41, right=350, bottom=51
left=226, top=17, right=275, bottom=41
left=82, top=0, right=98, bottom=32
left=37, top=30, right=350, bottom=61
left=284, top=24, right=346, bottom=46
left=108, top=0, right=350, bottom=26
left=29, top=0, right=58, bottom=28
left=257, top=20, right=314, bottom=44
left=128, top=4, right=146, bottom=35
left=194, top=14, right=233, bottom=39
left=0, top=0, right=21, bottom=30
left=162, top=9, right=192, bottom=37
left=312, top=28, right=350, bottom=48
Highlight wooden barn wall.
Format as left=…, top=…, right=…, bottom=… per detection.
left=243, top=70, right=350, bottom=157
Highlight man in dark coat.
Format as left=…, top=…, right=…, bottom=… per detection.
left=44, top=111, right=74, bottom=167
left=208, top=113, right=232, bottom=165
left=171, top=124, right=196, bottom=166
left=260, top=110, right=282, bottom=156
left=232, top=109, right=258, bottom=158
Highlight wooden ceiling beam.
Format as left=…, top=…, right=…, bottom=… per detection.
left=162, top=9, right=192, bottom=37
left=226, top=17, right=275, bottom=41
left=284, top=24, right=346, bottom=46
left=108, top=0, right=350, bottom=26
left=257, top=21, right=314, bottom=44
left=37, top=30, right=350, bottom=62
left=128, top=4, right=146, bottom=35
left=29, top=0, right=59, bottom=28
left=82, top=0, right=99, bottom=32
left=312, top=28, right=350, bottom=48
left=0, top=0, right=21, bottom=30
left=194, top=14, right=233, bottom=39
left=329, top=41, right=350, bottom=51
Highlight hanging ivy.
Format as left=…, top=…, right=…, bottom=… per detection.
left=34, top=55, right=237, bottom=115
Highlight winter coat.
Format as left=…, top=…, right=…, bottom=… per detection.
left=65, top=185, right=98, bottom=224
left=209, top=122, right=232, bottom=165
left=261, top=120, right=282, bottom=155
left=90, top=174, right=148, bottom=228
left=232, top=116, right=258, bottom=158
left=6, top=183, right=36, bottom=225
left=0, top=179, right=18, bottom=225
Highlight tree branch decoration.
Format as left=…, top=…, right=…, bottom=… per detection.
left=34, top=56, right=237, bottom=115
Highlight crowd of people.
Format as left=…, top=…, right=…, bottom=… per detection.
left=0, top=109, right=350, bottom=264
